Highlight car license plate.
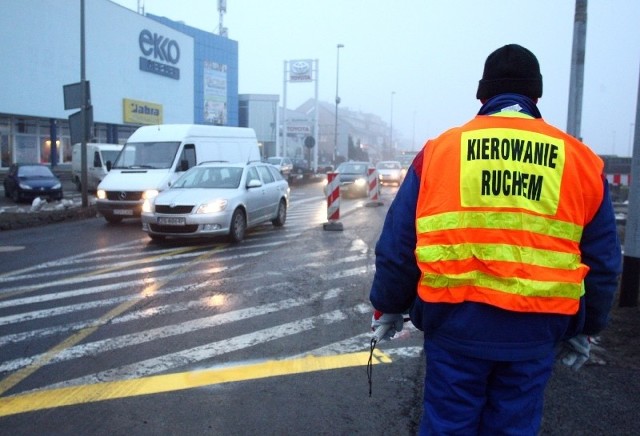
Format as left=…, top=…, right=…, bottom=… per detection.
left=114, top=209, right=134, bottom=216
left=158, top=217, right=186, bottom=226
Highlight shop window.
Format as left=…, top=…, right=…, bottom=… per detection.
left=15, top=119, right=38, bottom=134
left=1, top=135, right=10, bottom=168
left=61, top=137, right=71, bottom=163
left=15, top=134, right=38, bottom=162
left=41, top=137, right=63, bottom=164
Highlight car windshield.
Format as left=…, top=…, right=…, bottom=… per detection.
left=172, top=166, right=243, bottom=189
left=377, top=162, right=401, bottom=169
left=112, top=141, right=180, bottom=169
left=337, top=163, right=367, bottom=174
left=18, top=165, right=54, bottom=177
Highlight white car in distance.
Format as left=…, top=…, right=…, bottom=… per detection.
left=141, top=161, right=289, bottom=242
left=375, top=160, right=404, bottom=186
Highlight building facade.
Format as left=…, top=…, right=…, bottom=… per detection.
left=1, top=0, right=408, bottom=176
left=239, top=94, right=279, bottom=159
left=0, top=0, right=238, bottom=169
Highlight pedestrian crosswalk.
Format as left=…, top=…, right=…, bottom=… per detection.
left=0, top=192, right=421, bottom=413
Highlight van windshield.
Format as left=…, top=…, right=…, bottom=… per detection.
left=101, top=150, right=120, bottom=166
left=112, top=141, right=180, bottom=169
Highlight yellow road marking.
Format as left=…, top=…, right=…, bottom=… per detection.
left=0, top=245, right=226, bottom=395
left=0, top=351, right=392, bottom=417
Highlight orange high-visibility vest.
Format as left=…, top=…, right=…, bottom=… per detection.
left=415, top=112, right=604, bottom=314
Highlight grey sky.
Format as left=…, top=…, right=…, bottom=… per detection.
left=113, top=0, right=640, bottom=156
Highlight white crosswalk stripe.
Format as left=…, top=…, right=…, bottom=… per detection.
left=0, top=194, right=414, bottom=399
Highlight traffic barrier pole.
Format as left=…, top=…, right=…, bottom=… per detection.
left=323, top=172, right=343, bottom=231
left=366, top=168, right=383, bottom=207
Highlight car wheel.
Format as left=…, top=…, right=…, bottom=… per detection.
left=104, top=215, right=123, bottom=224
left=272, top=199, right=287, bottom=227
left=229, top=208, right=246, bottom=242
left=11, top=188, right=20, bottom=203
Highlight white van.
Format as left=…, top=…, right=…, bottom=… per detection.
left=96, top=124, right=262, bottom=223
left=71, top=143, right=123, bottom=192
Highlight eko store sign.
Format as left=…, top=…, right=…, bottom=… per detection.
left=138, top=29, right=181, bottom=80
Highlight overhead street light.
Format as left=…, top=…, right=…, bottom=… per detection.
left=334, top=43, right=344, bottom=164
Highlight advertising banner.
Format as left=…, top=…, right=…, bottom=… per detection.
left=123, top=98, right=163, bottom=125
left=204, top=61, right=227, bottom=125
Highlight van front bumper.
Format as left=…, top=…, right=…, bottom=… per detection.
left=96, top=199, right=143, bottom=218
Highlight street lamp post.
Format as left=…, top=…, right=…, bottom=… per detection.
left=389, top=91, right=396, bottom=159
left=412, top=110, right=416, bottom=151
left=334, top=43, right=344, bottom=164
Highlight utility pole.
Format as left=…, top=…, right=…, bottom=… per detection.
left=619, top=64, right=640, bottom=307
left=566, top=0, right=587, bottom=139
left=389, top=91, right=395, bottom=159
left=80, top=0, right=88, bottom=208
left=333, top=44, right=344, bottom=164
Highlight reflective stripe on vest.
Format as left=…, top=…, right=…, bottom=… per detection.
left=415, top=115, right=604, bottom=315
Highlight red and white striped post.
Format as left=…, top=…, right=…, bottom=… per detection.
left=323, top=172, right=344, bottom=231
left=606, top=173, right=632, bottom=186
left=366, top=167, right=383, bottom=207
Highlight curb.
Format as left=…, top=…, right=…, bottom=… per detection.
left=0, top=206, right=98, bottom=231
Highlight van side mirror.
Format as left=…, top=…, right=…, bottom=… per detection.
left=180, top=159, right=189, bottom=171
left=106, top=161, right=112, bottom=171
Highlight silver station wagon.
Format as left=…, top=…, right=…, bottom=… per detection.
left=141, top=161, right=289, bottom=242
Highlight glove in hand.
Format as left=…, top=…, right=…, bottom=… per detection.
left=560, top=334, right=590, bottom=371
left=371, top=310, right=404, bottom=341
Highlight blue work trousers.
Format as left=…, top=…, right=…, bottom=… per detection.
left=419, top=340, right=555, bottom=435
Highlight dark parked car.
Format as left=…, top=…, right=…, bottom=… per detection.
left=292, top=158, right=309, bottom=174
left=3, top=163, right=63, bottom=203
left=289, top=158, right=311, bottom=182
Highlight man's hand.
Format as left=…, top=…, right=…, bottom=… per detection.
left=559, top=334, right=591, bottom=371
left=371, top=310, right=404, bottom=341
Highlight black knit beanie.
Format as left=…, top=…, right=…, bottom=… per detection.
left=476, top=44, right=543, bottom=100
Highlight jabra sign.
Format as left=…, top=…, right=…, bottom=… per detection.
left=138, top=29, right=180, bottom=80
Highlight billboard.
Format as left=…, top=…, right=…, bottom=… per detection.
left=203, top=61, right=227, bottom=125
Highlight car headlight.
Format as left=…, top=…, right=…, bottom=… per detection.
left=97, top=189, right=106, bottom=199
left=19, top=183, right=33, bottom=190
left=196, top=199, right=227, bottom=214
left=52, top=182, right=61, bottom=189
left=354, top=178, right=367, bottom=187
left=142, top=198, right=155, bottom=213
left=142, top=189, right=159, bottom=200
